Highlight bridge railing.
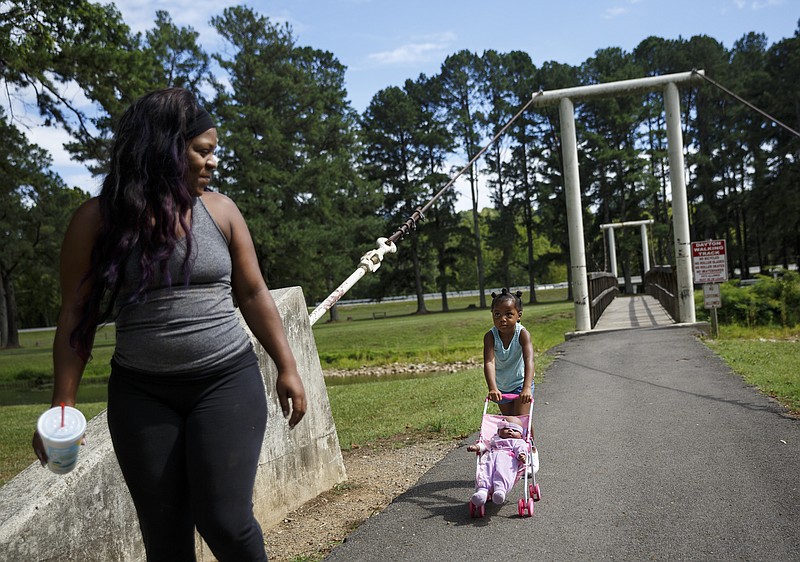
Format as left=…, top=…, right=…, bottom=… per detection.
left=644, top=266, right=678, bottom=321
left=588, top=272, right=619, bottom=329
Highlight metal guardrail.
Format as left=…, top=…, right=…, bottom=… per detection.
left=312, top=283, right=570, bottom=308
left=644, top=266, right=678, bottom=322
left=588, top=272, right=619, bottom=329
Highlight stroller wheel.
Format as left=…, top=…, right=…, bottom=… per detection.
left=532, top=483, right=542, bottom=502
left=527, top=498, right=535, bottom=517
left=517, top=499, right=525, bottom=517
left=469, top=501, right=485, bottom=519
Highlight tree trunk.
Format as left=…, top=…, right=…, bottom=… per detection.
left=525, top=210, right=537, bottom=304
left=328, top=303, right=340, bottom=323
left=412, top=238, right=428, bottom=314
left=2, top=270, right=20, bottom=348
left=0, top=267, right=8, bottom=348
left=622, top=257, right=633, bottom=294
left=437, top=246, right=449, bottom=312
left=470, top=169, right=487, bottom=309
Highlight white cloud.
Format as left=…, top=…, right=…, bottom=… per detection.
left=367, top=32, right=457, bottom=66
left=21, top=126, right=100, bottom=191
left=751, top=0, right=785, bottom=9
left=729, top=0, right=785, bottom=12
left=24, top=127, right=73, bottom=167
left=64, top=169, right=102, bottom=194
left=603, top=7, right=630, bottom=19
left=113, top=0, right=237, bottom=34
left=603, top=0, right=649, bottom=19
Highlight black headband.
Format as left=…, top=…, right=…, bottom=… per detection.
left=185, top=106, right=215, bottom=139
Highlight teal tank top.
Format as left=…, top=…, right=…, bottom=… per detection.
left=490, top=323, right=525, bottom=393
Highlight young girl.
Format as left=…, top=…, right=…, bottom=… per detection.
left=483, top=288, right=534, bottom=416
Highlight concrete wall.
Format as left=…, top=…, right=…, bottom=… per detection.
left=0, top=286, right=346, bottom=561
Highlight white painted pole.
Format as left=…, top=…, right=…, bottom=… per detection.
left=607, top=226, right=618, bottom=278
left=308, top=238, right=397, bottom=325
left=600, top=220, right=654, bottom=228
left=532, top=71, right=704, bottom=108
left=600, top=219, right=653, bottom=280
left=664, top=82, right=696, bottom=323
left=559, top=97, right=591, bottom=332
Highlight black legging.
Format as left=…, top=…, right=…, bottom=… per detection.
left=107, top=353, right=269, bottom=562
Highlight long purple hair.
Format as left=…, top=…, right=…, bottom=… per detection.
left=70, top=88, right=201, bottom=359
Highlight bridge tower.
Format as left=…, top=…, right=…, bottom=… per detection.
left=530, top=71, right=701, bottom=330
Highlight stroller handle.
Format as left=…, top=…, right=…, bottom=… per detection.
left=486, top=393, right=527, bottom=402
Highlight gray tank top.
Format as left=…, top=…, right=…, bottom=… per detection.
left=113, top=196, right=252, bottom=375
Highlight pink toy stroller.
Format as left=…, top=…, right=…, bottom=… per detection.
left=468, top=393, right=541, bottom=518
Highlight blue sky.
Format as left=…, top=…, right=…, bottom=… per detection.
left=114, top=0, right=799, bottom=113
left=15, top=0, right=800, bottom=200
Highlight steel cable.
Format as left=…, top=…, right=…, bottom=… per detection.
left=692, top=68, right=800, bottom=139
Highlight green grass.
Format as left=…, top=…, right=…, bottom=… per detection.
left=0, top=325, right=116, bottom=385
left=327, top=369, right=488, bottom=450
left=311, top=292, right=573, bottom=369
left=705, top=331, right=800, bottom=415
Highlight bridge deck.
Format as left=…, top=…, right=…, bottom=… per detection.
left=593, top=294, right=674, bottom=331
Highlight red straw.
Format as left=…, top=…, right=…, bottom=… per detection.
left=60, top=402, right=65, bottom=428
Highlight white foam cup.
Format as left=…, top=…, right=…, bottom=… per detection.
left=37, top=406, right=86, bottom=474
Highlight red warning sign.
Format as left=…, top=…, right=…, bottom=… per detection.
left=691, top=240, right=728, bottom=284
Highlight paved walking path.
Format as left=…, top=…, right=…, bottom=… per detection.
left=325, top=325, right=799, bottom=561
left=593, top=294, right=674, bottom=331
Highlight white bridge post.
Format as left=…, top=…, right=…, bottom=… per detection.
left=559, top=97, right=591, bottom=332
left=664, top=82, right=696, bottom=323
left=607, top=227, right=618, bottom=278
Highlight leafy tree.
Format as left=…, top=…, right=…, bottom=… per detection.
left=633, top=36, right=682, bottom=265
left=361, top=85, right=430, bottom=313
left=145, top=10, right=210, bottom=93
left=0, top=111, right=82, bottom=344
left=498, top=51, right=544, bottom=302
left=439, top=50, right=489, bottom=306
left=532, top=61, right=580, bottom=299
left=578, top=47, right=652, bottom=288
left=677, top=36, right=731, bottom=243
left=405, top=74, right=462, bottom=310
left=210, top=6, right=376, bottom=314
left=1, top=0, right=152, bottom=173
left=762, top=24, right=800, bottom=269
left=479, top=50, right=520, bottom=290
left=65, top=10, right=213, bottom=175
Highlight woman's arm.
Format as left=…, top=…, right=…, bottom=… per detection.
left=51, top=198, right=102, bottom=407
left=215, top=194, right=307, bottom=428
left=34, top=198, right=101, bottom=464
